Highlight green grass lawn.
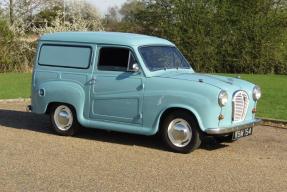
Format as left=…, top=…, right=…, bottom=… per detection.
left=222, top=74, right=287, bottom=120
left=0, top=73, right=32, bottom=99
left=0, top=73, right=286, bottom=120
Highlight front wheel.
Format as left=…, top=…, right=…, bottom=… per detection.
left=50, top=104, right=80, bottom=136
left=161, top=111, right=202, bottom=153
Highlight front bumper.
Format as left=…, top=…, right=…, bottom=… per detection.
left=205, top=119, right=262, bottom=135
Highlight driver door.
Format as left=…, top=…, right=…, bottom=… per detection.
left=89, top=46, right=144, bottom=125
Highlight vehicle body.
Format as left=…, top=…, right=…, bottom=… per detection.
left=29, top=32, right=261, bottom=153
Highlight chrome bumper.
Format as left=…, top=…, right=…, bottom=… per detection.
left=205, top=119, right=262, bottom=135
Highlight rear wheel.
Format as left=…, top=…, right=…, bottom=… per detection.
left=161, top=111, right=202, bottom=153
left=50, top=104, right=80, bottom=136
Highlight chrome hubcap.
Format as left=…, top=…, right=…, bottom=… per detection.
left=54, top=105, right=73, bottom=131
left=167, top=118, right=192, bottom=147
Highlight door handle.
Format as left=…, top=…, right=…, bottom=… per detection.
left=89, top=77, right=97, bottom=84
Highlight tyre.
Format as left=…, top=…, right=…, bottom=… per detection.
left=214, top=134, right=234, bottom=143
left=50, top=104, right=80, bottom=136
left=161, top=111, right=202, bottom=153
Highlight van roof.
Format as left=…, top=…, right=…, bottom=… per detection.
left=40, top=32, right=175, bottom=47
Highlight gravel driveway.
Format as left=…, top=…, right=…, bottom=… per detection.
left=0, top=101, right=287, bottom=192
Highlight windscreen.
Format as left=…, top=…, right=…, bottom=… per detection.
left=139, top=46, right=191, bottom=71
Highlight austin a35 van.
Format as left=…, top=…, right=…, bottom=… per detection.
left=29, top=32, right=261, bottom=153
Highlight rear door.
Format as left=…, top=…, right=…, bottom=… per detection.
left=89, top=46, right=144, bottom=125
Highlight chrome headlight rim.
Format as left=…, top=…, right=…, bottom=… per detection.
left=253, top=85, right=261, bottom=101
left=218, top=90, right=228, bottom=107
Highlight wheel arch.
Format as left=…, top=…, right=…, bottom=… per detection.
left=46, top=102, right=77, bottom=115
left=32, top=80, right=86, bottom=124
left=154, top=106, right=205, bottom=135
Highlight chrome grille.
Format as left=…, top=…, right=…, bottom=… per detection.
left=232, top=91, right=249, bottom=122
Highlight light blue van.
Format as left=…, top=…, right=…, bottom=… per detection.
left=29, top=32, right=261, bottom=153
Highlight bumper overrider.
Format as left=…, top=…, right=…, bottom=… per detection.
left=205, top=119, right=262, bottom=135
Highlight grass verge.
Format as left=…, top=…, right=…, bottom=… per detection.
left=0, top=73, right=32, bottom=100
left=222, top=74, right=287, bottom=120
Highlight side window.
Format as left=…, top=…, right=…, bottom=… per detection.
left=98, top=47, right=136, bottom=71
left=38, top=45, right=91, bottom=69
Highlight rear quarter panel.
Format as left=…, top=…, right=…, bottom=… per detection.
left=31, top=41, right=95, bottom=122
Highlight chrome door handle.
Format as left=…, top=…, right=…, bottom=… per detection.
left=89, top=77, right=96, bottom=84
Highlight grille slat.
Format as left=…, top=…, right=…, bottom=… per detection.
left=233, top=91, right=249, bottom=122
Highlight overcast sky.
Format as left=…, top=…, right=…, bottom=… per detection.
left=87, top=0, right=127, bottom=16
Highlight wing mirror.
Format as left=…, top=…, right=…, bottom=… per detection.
left=130, top=63, right=140, bottom=72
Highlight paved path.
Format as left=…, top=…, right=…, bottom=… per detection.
left=0, top=102, right=286, bottom=192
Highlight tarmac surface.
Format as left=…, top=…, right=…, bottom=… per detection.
left=0, top=101, right=286, bottom=192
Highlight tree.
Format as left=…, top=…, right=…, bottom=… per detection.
left=9, top=0, right=13, bottom=24
left=120, top=0, right=145, bottom=22
left=31, top=0, right=103, bottom=34
left=0, top=0, right=103, bottom=73
left=127, top=0, right=287, bottom=74
left=103, top=0, right=146, bottom=32
left=104, top=6, right=120, bottom=31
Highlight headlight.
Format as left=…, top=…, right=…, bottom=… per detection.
left=253, top=85, right=261, bottom=101
left=218, top=90, right=228, bottom=107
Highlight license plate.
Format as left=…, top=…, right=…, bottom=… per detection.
left=232, top=127, right=253, bottom=140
